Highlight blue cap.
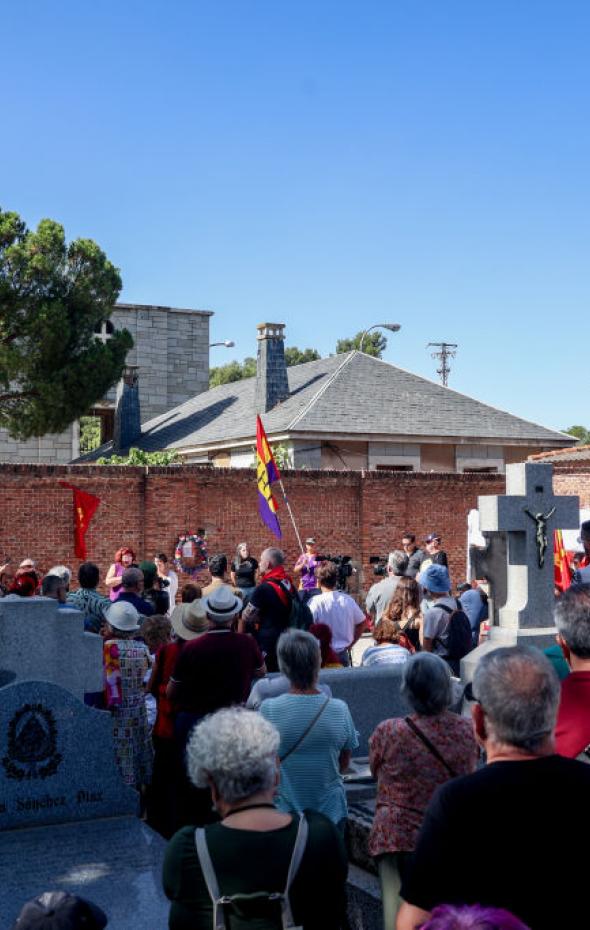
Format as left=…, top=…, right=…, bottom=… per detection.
left=420, top=564, right=451, bottom=594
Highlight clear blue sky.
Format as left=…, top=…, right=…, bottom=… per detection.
left=2, top=1, right=589, bottom=432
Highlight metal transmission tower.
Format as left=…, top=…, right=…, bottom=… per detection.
left=427, top=342, right=458, bottom=387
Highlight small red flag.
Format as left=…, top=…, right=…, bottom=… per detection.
left=59, top=483, right=101, bottom=559
left=554, top=529, right=572, bottom=594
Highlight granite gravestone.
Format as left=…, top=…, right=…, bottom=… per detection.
left=462, top=462, right=579, bottom=680
left=0, top=597, right=102, bottom=697
left=0, top=680, right=137, bottom=830
left=0, top=651, right=169, bottom=928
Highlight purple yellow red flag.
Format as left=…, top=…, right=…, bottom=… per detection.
left=256, top=415, right=282, bottom=538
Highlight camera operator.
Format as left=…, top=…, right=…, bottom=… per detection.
left=366, top=551, right=409, bottom=626
left=294, top=537, right=322, bottom=604
left=309, top=561, right=366, bottom=666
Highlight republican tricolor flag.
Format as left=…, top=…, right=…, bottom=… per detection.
left=256, top=415, right=282, bottom=538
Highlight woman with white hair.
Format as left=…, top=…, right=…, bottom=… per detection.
left=260, top=629, right=358, bottom=829
left=163, top=707, right=347, bottom=930
left=368, top=653, right=478, bottom=930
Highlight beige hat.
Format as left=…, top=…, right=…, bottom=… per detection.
left=171, top=601, right=208, bottom=641
left=203, top=584, right=243, bottom=622
left=106, top=600, right=141, bottom=632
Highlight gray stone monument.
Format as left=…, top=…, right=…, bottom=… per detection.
left=462, top=462, right=579, bottom=680
left=0, top=597, right=102, bottom=697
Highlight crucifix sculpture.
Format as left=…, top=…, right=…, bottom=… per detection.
left=477, top=462, right=578, bottom=640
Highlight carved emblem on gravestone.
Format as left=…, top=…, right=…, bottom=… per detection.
left=2, top=704, right=62, bottom=781
left=524, top=506, right=556, bottom=568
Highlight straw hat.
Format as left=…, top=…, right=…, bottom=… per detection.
left=171, top=601, right=208, bottom=641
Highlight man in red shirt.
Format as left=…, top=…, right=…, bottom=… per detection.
left=554, top=587, right=590, bottom=759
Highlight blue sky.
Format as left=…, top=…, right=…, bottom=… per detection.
left=2, top=1, right=589, bottom=431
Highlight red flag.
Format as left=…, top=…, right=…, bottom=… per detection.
left=59, top=483, right=101, bottom=559
left=554, top=529, right=572, bottom=594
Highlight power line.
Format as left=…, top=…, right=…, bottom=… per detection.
left=427, top=342, right=458, bottom=387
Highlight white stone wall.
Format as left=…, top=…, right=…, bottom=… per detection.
left=368, top=442, right=421, bottom=470
left=108, top=304, right=211, bottom=421
left=0, top=423, right=78, bottom=464
left=455, top=444, right=505, bottom=473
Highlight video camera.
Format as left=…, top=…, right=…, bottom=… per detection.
left=369, top=555, right=388, bottom=577
left=316, top=554, right=354, bottom=591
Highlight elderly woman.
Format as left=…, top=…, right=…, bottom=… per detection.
left=420, top=904, right=531, bottom=930
left=368, top=653, right=478, bottom=930
left=163, top=707, right=348, bottom=930
left=260, top=628, right=358, bottom=829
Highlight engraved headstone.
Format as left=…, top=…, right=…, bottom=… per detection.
left=0, top=598, right=102, bottom=698
left=0, top=680, right=137, bottom=830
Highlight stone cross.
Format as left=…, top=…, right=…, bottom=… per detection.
left=0, top=598, right=103, bottom=699
left=478, top=462, right=579, bottom=640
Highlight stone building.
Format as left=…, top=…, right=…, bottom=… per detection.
left=87, top=321, right=572, bottom=472
left=0, top=303, right=212, bottom=463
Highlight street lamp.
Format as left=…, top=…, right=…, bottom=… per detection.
left=209, top=340, right=235, bottom=348
left=359, top=323, right=401, bottom=353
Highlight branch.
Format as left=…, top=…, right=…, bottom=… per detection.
left=0, top=390, right=40, bottom=403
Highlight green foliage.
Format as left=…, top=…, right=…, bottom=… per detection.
left=0, top=208, right=132, bottom=440
left=79, top=415, right=102, bottom=454
left=563, top=425, right=590, bottom=444
left=336, top=331, right=387, bottom=358
left=249, top=441, right=294, bottom=470
left=209, top=347, right=319, bottom=387
left=284, top=346, right=321, bottom=367
left=96, top=447, right=179, bottom=465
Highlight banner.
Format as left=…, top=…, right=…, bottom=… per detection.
left=59, top=482, right=101, bottom=559
left=255, top=416, right=282, bottom=538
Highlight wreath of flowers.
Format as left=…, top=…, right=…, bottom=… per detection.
left=173, top=533, right=209, bottom=577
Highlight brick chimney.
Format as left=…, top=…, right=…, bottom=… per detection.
left=256, top=323, right=290, bottom=413
left=113, top=365, right=141, bottom=450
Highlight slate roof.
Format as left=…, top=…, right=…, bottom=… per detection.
left=102, top=351, right=570, bottom=453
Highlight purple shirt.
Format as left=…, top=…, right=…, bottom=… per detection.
left=295, top=554, right=320, bottom=591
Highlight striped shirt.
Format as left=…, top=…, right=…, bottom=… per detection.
left=260, top=692, right=358, bottom=824
left=361, top=644, right=411, bottom=667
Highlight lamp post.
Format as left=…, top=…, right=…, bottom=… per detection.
left=358, top=323, right=401, bottom=353
left=209, top=340, right=235, bottom=348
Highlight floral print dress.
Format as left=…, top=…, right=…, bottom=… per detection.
left=368, top=711, right=478, bottom=857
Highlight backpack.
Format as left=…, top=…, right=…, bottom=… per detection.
left=194, top=813, right=308, bottom=930
left=438, top=599, right=473, bottom=661
left=266, top=580, right=313, bottom=632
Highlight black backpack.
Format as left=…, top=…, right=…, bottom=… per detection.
left=266, top=580, right=313, bottom=631
left=438, top=599, right=473, bottom=661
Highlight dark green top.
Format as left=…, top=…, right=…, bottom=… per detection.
left=163, top=810, right=348, bottom=930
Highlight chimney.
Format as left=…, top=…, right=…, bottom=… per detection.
left=113, top=365, right=141, bottom=450
left=256, top=323, right=290, bottom=413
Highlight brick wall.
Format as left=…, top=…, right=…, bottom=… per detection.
left=0, top=464, right=506, bottom=594
left=554, top=466, right=590, bottom=509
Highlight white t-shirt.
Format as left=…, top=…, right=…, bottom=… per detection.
left=163, top=569, right=178, bottom=613
left=308, top=590, right=365, bottom=652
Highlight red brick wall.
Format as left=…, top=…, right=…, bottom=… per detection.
left=554, top=467, right=590, bottom=509
left=0, top=464, right=509, bottom=594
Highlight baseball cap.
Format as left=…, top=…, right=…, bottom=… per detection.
left=11, top=891, right=107, bottom=930
left=420, top=564, right=451, bottom=594
left=424, top=533, right=442, bottom=544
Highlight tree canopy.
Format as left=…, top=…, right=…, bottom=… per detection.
left=335, top=330, right=387, bottom=358
left=96, top=447, right=179, bottom=465
left=563, top=425, right=590, bottom=444
left=0, top=208, right=132, bottom=440
left=209, top=346, right=320, bottom=388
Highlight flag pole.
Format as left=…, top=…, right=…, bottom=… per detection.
left=278, top=477, right=304, bottom=553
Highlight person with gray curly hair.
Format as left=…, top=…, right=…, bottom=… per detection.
left=397, top=645, right=590, bottom=930
left=368, top=654, right=477, bottom=930
left=163, top=707, right=348, bottom=930
left=554, top=587, right=590, bottom=758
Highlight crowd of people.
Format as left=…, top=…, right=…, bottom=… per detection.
left=3, top=524, right=590, bottom=930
